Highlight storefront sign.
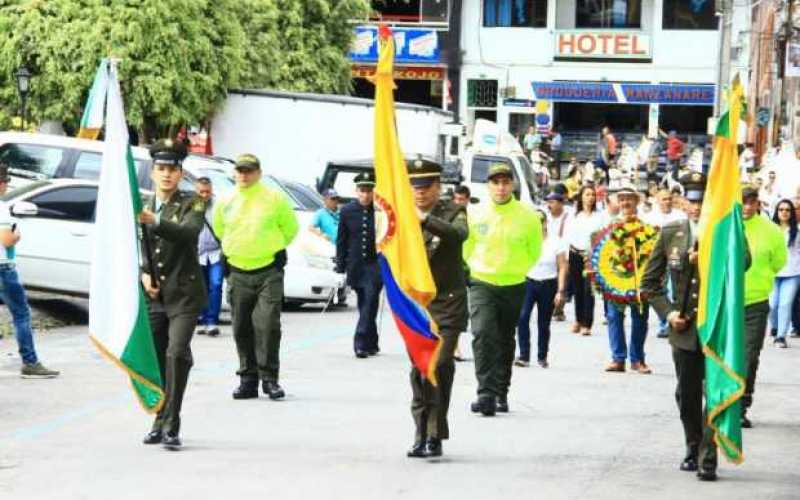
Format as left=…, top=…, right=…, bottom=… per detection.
left=555, top=31, right=651, bottom=60
left=531, top=82, right=715, bottom=105
left=351, top=65, right=445, bottom=80
left=502, top=99, right=536, bottom=107
left=350, top=26, right=440, bottom=64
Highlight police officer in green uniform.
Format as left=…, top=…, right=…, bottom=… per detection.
left=641, top=172, right=718, bottom=481
left=405, top=158, right=468, bottom=459
left=140, top=139, right=207, bottom=449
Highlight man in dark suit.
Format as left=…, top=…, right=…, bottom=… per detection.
left=335, top=172, right=383, bottom=358
left=139, top=139, right=207, bottom=449
left=405, top=159, right=469, bottom=459
left=641, top=172, right=718, bottom=481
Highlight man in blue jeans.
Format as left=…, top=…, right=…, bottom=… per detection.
left=194, top=177, right=223, bottom=337
left=0, top=164, right=59, bottom=378
left=603, top=183, right=652, bottom=374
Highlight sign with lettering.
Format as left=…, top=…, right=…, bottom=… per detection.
left=350, top=26, right=440, bottom=64
left=555, top=31, right=651, bottom=60
left=351, top=65, right=445, bottom=81
left=531, top=82, right=715, bottom=105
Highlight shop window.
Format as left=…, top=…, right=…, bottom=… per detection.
left=483, top=0, right=548, bottom=28
left=662, top=0, right=716, bottom=30
left=371, top=0, right=449, bottom=23
left=576, top=0, right=641, bottom=28
left=467, top=79, right=498, bottom=108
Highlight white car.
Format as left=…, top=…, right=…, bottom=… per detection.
left=3, top=179, right=344, bottom=306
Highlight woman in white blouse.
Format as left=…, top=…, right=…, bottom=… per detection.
left=563, top=185, right=606, bottom=336
left=769, top=199, right=800, bottom=348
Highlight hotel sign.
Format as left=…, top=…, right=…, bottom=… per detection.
left=555, top=31, right=651, bottom=60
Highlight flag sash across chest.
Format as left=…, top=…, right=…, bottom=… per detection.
left=88, top=60, right=164, bottom=413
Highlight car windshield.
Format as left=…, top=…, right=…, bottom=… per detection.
left=284, top=181, right=323, bottom=211
left=0, top=143, right=64, bottom=180
left=515, top=155, right=538, bottom=203
left=194, top=168, right=235, bottom=196
left=261, top=176, right=301, bottom=210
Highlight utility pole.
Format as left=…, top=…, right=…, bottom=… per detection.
left=714, top=0, right=733, bottom=119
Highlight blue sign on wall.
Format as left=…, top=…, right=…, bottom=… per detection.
left=531, top=82, right=715, bottom=105
left=531, top=82, right=618, bottom=103
left=349, top=26, right=440, bottom=64
left=620, top=84, right=715, bottom=105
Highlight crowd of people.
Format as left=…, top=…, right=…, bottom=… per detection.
left=1, top=129, right=797, bottom=482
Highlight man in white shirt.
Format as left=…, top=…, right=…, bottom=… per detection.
left=545, top=191, right=570, bottom=321
left=644, top=189, right=686, bottom=229
left=195, top=177, right=223, bottom=336
left=0, top=164, right=59, bottom=378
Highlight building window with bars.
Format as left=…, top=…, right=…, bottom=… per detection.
left=483, top=0, right=548, bottom=28
left=467, top=79, right=499, bottom=108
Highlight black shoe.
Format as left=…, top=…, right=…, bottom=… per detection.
left=263, top=380, right=285, bottom=400
left=232, top=380, right=259, bottom=400
left=162, top=432, right=182, bottom=449
left=367, top=349, right=379, bottom=356
left=355, top=350, right=369, bottom=358
left=741, top=414, right=752, bottom=428
left=496, top=396, right=509, bottom=413
left=696, top=468, right=718, bottom=481
left=470, top=397, right=496, bottom=417
left=143, top=430, right=163, bottom=445
left=770, top=328, right=777, bottom=337
left=680, top=456, right=698, bottom=472
left=774, top=338, right=788, bottom=348
left=537, top=359, right=549, bottom=369
left=407, top=441, right=427, bottom=458
left=207, top=327, right=220, bottom=337
left=426, top=438, right=442, bottom=457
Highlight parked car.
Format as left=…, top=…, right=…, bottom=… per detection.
left=2, top=178, right=343, bottom=307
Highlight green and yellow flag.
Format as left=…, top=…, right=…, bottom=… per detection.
left=697, top=78, right=747, bottom=463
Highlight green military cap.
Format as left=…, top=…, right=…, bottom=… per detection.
left=741, top=184, right=759, bottom=201
left=354, top=171, right=376, bottom=187
left=679, top=172, right=707, bottom=202
left=407, top=156, right=442, bottom=187
left=235, top=153, right=261, bottom=171
left=150, top=138, right=188, bottom=166
left=487, top=162, right=513, bottom=181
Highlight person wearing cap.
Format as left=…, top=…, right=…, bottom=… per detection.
left=0, top=163, right=60, bottom=379
left=642, top=172, right=719, bottom=481
left=740, top=184, right=786, bottom=428
left=544, top=188, right=571, bottom=322
left=139, top=139, right=207, bottom=449
left=464, top=162, right=542, bottom=416
left=212, top=153, right=299, bottom=401
left=601, top=180, right=653, bottom=374
left=405, top=158, right=468, bottom=459
left=335, top=171, right=383, bottom=358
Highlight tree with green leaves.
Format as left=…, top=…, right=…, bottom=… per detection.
left=0, top=0, right=368, bottom=142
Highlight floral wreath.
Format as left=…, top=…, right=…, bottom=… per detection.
left=588, top=219, right=659, bottom=306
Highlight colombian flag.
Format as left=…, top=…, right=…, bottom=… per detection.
left=697, top=77, right=747, bottom=463
left=372, top=26, right=441, bottom=384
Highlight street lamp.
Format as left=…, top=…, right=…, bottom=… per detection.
left=15, top=66, right=31, bottom=131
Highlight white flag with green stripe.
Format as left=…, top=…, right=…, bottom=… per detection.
left=77, top=59, right=109, bottom=140
left=89, top=60, right=164, bottom=413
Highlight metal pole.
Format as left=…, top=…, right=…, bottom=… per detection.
left=714, top=0, right=733, bottom=119
left=20, top=94, right=26, bottom=131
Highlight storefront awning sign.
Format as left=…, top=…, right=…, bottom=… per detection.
left=350, top=26, right=440, bottom=64
left=531, top=82, right=715, bottom=106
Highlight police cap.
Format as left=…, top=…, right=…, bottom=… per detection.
left=680, top=172, right=707, bottom=202
left=487, top=163, right=513, bottom=181
left=235, top=154, right=261, bottom=171
left=407, top=157, right=442, bottom=187
left=354, top=171, right=376, bottom=187
left=150, top=138, right=188, bottom=167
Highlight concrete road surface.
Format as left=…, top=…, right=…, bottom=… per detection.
left=1, top=299, right=798, bottom=500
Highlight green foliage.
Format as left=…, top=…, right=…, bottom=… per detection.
left=0, top=0, right=368, bottom=139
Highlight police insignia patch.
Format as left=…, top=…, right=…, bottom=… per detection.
left=193, top=200, right=204, bottom=212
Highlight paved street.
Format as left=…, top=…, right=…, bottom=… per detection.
left=1, top=298, right=798, bottom=500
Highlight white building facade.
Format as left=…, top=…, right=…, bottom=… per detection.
left=459, top=0, right=720, bottom=139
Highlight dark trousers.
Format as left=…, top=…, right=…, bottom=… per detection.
left=672, top=347, right=717, bottom=470
left=569, top=250, right=594, bottom=328
left=551, top=150, right=562, bottom=180
left=149, top=307, right=196, bottom=434
left=743, top=300, right=770, bottom=412
left=353, top=279, right=382, bottom=353
left=229, top=267, right=284, bottom=382
left=516, top=278, right=557, bottom=362
left=410, top=329, right=459, bottom=441
left=470, top=280, right=526, bottom=399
